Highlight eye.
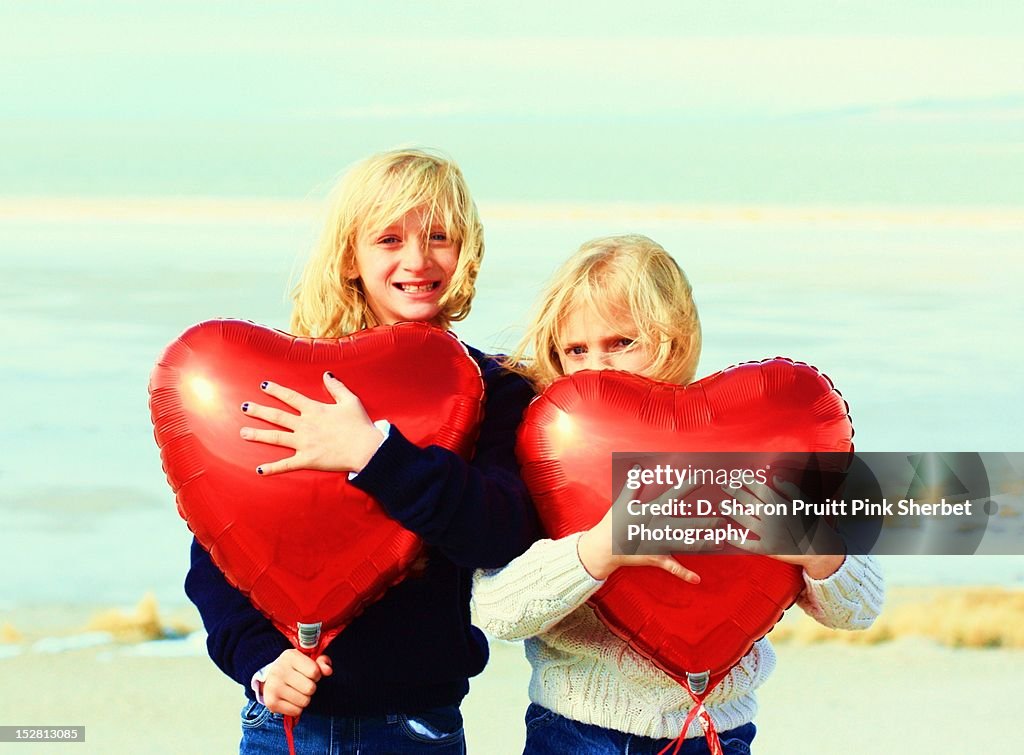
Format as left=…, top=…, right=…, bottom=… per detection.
left=377, top=234, right=401, bottom=245
left=612, top=338, right=635, bottom=350
left=563, top=345, right=587, bottom=357
left=429, top=230, right=448, bottom=242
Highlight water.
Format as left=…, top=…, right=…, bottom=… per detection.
left=1, top=202, right=1021, bottom=606
left=1, top=2, right=1022, bottom=606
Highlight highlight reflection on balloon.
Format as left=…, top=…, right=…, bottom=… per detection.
left=184, top=373, right=219, bottom=413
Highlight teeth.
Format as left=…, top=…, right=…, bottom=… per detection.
left=398, top=283, right=436, bottom=293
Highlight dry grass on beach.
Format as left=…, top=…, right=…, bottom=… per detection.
left=769, top=586, right=1024, bottom=648
left=4, top=586, right=1022, bottom=654
left=82, top=593, right=195, bottom=644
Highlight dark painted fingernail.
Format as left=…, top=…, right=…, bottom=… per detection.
left=257, top=466, right=264, bottom=475
left=326, top=371, right=335, bottom=379
left=241, top=402, right=249, bottom=412
left=260, top=381, right=268, bottom=389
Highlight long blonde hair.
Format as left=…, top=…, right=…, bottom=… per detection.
left=290, top=148, right=484, bottom=336
left=511, top=234, right=702, bottom=388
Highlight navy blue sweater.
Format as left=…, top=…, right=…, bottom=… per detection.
left=184, top=347, right=540, bottom=715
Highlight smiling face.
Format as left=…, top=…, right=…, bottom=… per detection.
left=351, top=205, right=459, bottom=326
left=555, top=303, right=656, bottom=377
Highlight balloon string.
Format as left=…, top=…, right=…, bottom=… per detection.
left=656, top=702, right=702, bottom=755
left=655, top=690, right=723, bottom=755
left=283, top=715, right=298, bottom=755
left=698, top=704, right=723, bottom=755
left=281, top=641, right=320, bottom=755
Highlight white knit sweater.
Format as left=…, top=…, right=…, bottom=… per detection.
left=472, top=534, right=884, bottom=740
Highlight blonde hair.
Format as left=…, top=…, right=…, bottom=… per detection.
left=290, top=148, right=484, bottom=336
left=511, top=234, right=702, bottom=388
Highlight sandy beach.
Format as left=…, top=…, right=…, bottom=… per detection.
left=1, top=637, right=1019, bottom=754
left=1, top=590, right=1021, bottom=754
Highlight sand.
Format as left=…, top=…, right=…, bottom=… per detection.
left=1, top=628, right=1020, bottom=754
left=2, top=588, right=1022, bottom=753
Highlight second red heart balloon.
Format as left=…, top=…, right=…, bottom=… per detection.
left=516, top=358, right=854, bottom=695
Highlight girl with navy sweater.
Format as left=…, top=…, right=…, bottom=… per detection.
left=185, top=148, right=539, bottom=754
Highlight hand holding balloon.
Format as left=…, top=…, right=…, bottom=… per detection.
left=725, top=478, right=846, bottom=579
left=261, top=649, right=334, bottom=717
left=239, top=372, right=386, bottom=476
left=577, top=475, right=717, bottom=582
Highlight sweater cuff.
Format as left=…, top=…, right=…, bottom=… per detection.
left=802, top=554, right=885, bottom=621
left=348, top=425, right=426, bottom=518
left=554, top=532, right=606, bottom=597
left=804, top=554, right=860, bottom=601
left=348, top=419, right=391, bottom=480
left=234, top=633, right=293, bottom=692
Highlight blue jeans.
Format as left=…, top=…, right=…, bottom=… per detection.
left=523, top=704, right=755, bottom=755
left=239, top=699, right=466, bottom=754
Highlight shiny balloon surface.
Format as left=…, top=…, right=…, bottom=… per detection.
left=150, top=320, right=484, bottom=651
left=517, top=358, right=854, bottom=694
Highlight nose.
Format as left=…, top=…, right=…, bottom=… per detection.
left=399, top=236, right=431, bottom=271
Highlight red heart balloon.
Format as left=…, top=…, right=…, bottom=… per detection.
left=149, top=320, right=484, bottom=651
left=516, top=358, right=853, bottom=695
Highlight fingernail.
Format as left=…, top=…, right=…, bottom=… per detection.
left=257, top=466, right=264, bottom=475
left=260, top=381, right=268, bottom=390
left=241, top=402, right=249, bottom=412
left=326, top=371, right=335, bottom=380
left=240, top=428, right=252, bottom=439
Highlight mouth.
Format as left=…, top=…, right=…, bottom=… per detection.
left=394, top=281, right=442, bottom=293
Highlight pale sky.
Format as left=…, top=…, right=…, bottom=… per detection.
left=2, top=1, right=1022, bottom=120
left=2, top=2, right=1021, bottom=203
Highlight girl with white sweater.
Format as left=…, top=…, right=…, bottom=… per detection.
left=472, top=235, right=884, bottom=754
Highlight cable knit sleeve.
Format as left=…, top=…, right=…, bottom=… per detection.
left=472, top=533, right=604, bottom=641
left=796, top=553, right=885, bottom=630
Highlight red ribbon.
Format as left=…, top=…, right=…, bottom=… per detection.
left=656, top=686, right=723, bottom=755
left=281, top=643, right=320, bottom=755
left=283, top=714, right=298, bottom=755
